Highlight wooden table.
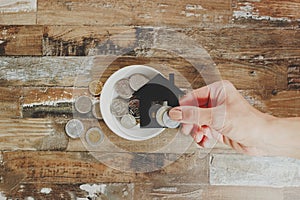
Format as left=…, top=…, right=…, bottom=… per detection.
left=0, top=1, right=300, bottom=199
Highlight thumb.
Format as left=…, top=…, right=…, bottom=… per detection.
left=169, top=106, right=225, bottom=130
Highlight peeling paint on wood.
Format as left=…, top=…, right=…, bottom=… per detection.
left=0, top=0, right=37, bottom=13
left=210, top=154, right=300, bottom=187
left=233, top=0, right=300, bottom=22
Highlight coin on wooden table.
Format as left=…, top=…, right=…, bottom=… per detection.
left=163, top=111, right=180, bottom=128
left=92, top=101, right=102, bottom=119
left=114, top=78, right=133, bottom=99
left=155, top=106, right=170, bottom=127
left=89, top=80, right=103, bottom=96
left=129, top=73, right=149, bottom=91
left=85, top=127, right=104, bottom=146
left=75, top=96, right=92, bottom=114
left=110, top=98, right=129, bottom=117
left=65, top=119, right=84, bottom=139
left=120, top=114, right=137, bottom=129
left=128, top=98, right=140, bottom=118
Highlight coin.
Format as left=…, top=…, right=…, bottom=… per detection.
left=75, top=96, right=92, bottom=114
left=65, top=119, right=84, bottom=139
left=89, top=80, right=103, bottom=96
left=92, top=101, right=102, bottom=119
left=129, top=73, right=149, bottom=91
left=120, top=114, right=137, bottom=129
left=85, top=127, right=104, bottom=146
left=114, top=78, right=133, bottom=99
left=163, top=111, right=180, bottom=128
left=128, top=98, right=140, bottom=118
left=110, top=98, right=129, bottom=117
left=155, top=106, right=170, bottom=127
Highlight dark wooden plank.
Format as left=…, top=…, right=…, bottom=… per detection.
left=37, top=0, right=232, bottom=27
left=288, top=62, right=300, bottom=90
left=0, top=26, right=42, bottom=56
left=0, top=151, right=209, bottom=185
left=0, top=87, right=21, bottom=118
left=0, top=0, right=37, bottom=25
left=0, top=183, right=134, bottom=200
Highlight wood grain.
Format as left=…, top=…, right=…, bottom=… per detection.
left=0, top=0, right=37, bottom=25
left=288, top=63, right=300, bottom=89
left=0, top=151, right=209, bottom=185
left=135, top=184, right=300, bottom=200
left=0, top=56, right=289, bottom=90
left=233, top=0, right=300, bottom=21
left=0, top=87, right=21, bottom=118
left=210, top=154, right=300, bottom=187
left=0, top=26, right=42, bottom=55
left=37, top=0, right=232, bottom=27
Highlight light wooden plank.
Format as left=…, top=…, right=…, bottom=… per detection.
left=134, top=184, right=291, bottom=200
left=210, top=154, right=300, bottom=187
left=0, top=118, right=68, bottom=151
left=233, top=0, right=300, bottom=22
left=37, top=0, right=232, bottom=27
left=0, top=0, right=37, bottom=25
left=0, top=26, right=42, bottom=55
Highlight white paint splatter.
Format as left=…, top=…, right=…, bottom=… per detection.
left=79, top=184, right=107, bottom=198
left=153, top=187, right=178, bottom=193
left=186, top=4, right=205, bottom=10
left=22, top=99, right=74, bottom=108
left=0, top=192, right=6, bottom=200
left=233, top=2, right=292, bottom=22
left=25, top=197, right=34, bottom=200
left=0, top=0, right=37, bottom=13
left=40, top=188, right=52, bottom=194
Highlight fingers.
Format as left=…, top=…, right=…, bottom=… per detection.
left=169, top=105, right=225, bottom=130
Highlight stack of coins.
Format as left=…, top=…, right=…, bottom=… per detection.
left=110, top=73, right=149, bottom=129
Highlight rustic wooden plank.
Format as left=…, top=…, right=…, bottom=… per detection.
left=37, top=0, right=232, bottom=27
left=0, top=26, right=42, bottom=55
left=0, top=118, right=68, bottom=151
left=233, top=0, right=300, bottom=22
left=0, top=151, right=209, bottom=185
left=0, top=87, right=21, bottom=118
left=288, top=63, right=300, bottom=90
left=0, top=55, right=290, bottom=91
left=210, top=154, right=300, bottom=187
left=134, top=184, right=300, bottom=200
left=0, top=183, right=134, bottom=200
left=0, top=0, right=37, bottom=25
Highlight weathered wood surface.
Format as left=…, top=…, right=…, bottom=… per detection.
left=0, top=0, right=37, bottom=25
left=0, top=56, right=291, bottom=90
left=210, top=154, right=300, bottom=187
left=0, top=0, right=300, bottom=199
left=37, top=0, right=232, bottom=27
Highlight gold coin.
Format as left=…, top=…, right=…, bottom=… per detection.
left=88, top=80, right=103, bottom=96
left=85, top=127, right=104, bottom=146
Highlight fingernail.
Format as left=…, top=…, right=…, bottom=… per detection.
left=169, top=107, right=182, bottom=121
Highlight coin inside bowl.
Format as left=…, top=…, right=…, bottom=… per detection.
left=100, top=65, right=165, bottom=141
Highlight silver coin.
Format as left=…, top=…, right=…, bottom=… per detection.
left=85, top=127, right=104, bottom=146
left=114, top=78, right=133, bottom=99
left=75, top=96, right=92, bottom=114
left=155, top=106, right=170, bottom=127
left=128, top=98, right=140, bottom=118
left=120, top=114, right=137, bottom=129
left=110, top=98, right=129, bottom=117
left=65, top=119, right=84, bottom=139
left=92, top=101, right=102, bottom=119
left=129, top=73, right=149, bottom=91
left=163, top=111, right=180, bottom=128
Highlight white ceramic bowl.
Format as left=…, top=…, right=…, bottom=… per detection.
left=100, top=65, right=165, bottom=141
